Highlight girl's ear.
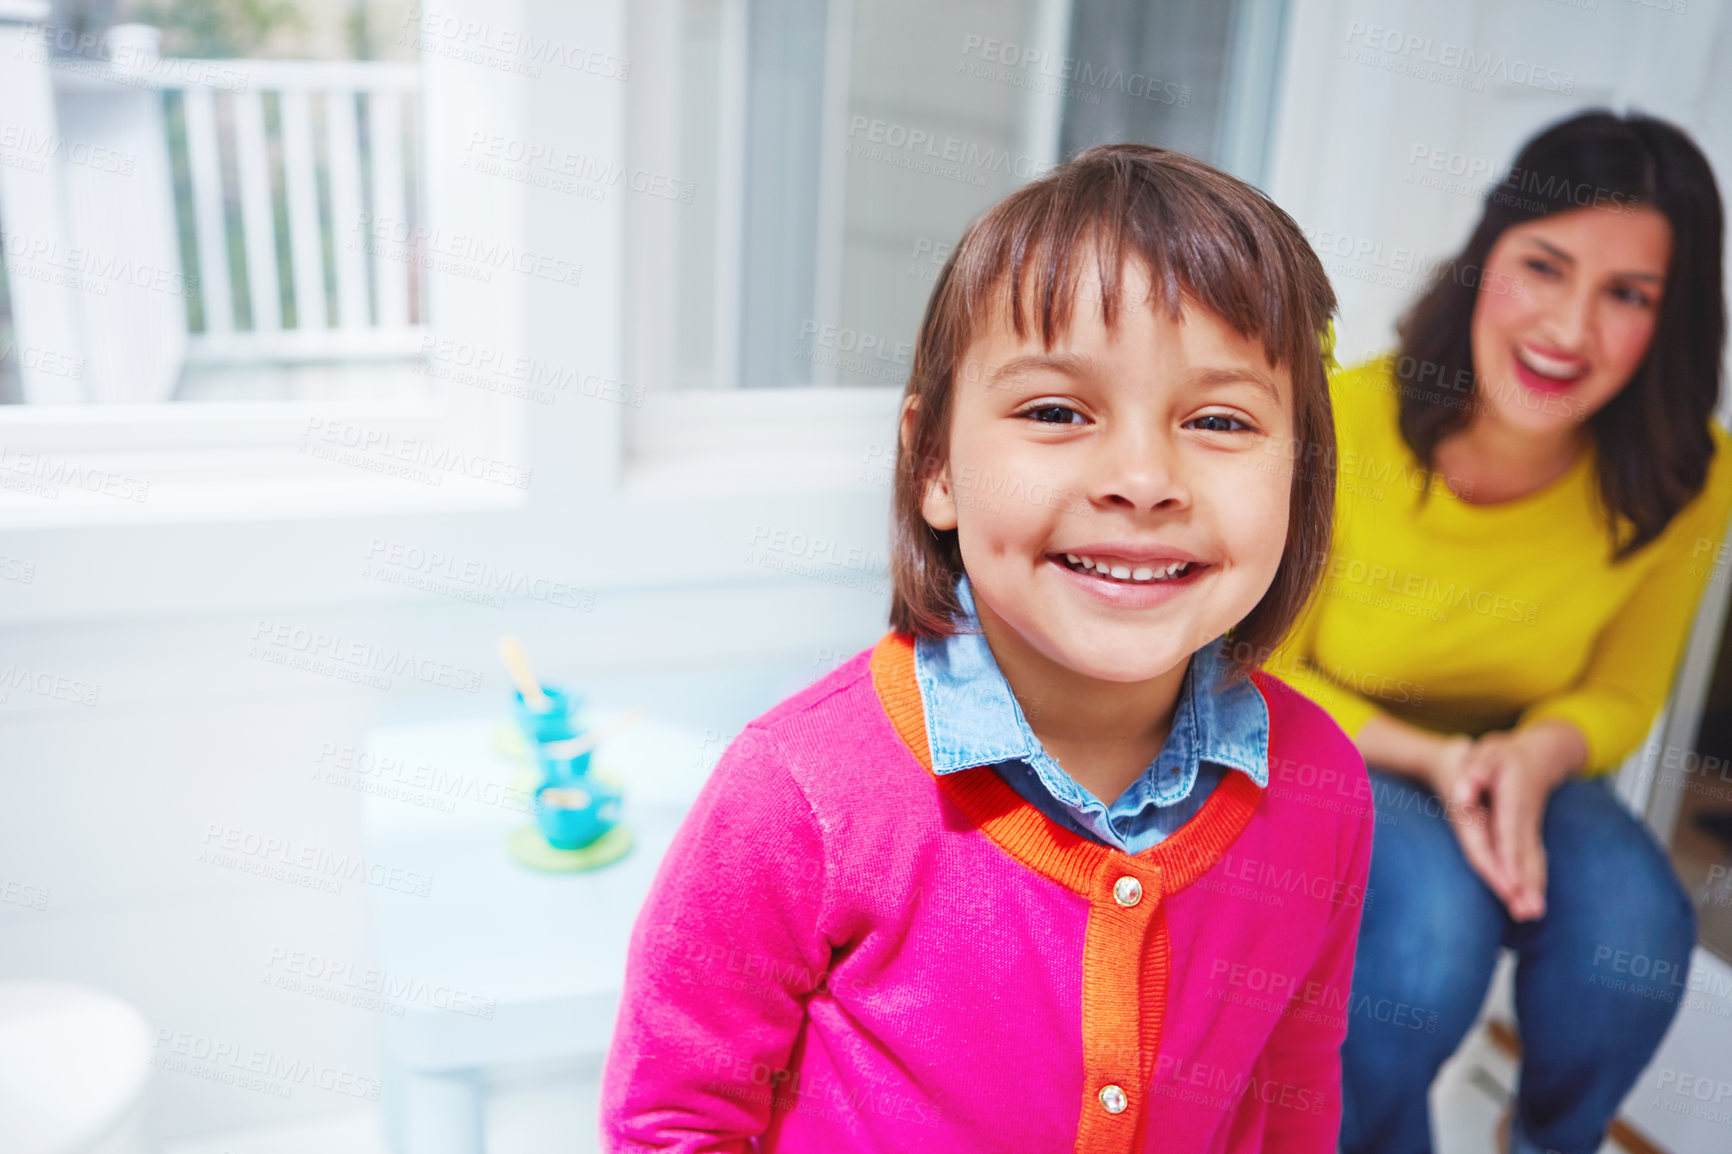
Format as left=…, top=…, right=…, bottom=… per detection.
left=921, top=466, right=959, bottom=532
left=901, top=395, right=959, bottom=532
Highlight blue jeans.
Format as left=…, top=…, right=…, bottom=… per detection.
left=1339, top=769, right=1697, bottom=1154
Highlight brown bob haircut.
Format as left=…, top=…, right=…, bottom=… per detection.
left=888, top=143, right=1339, bottom=682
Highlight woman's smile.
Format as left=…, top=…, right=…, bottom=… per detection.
left=1470, top=206, right=1671, bottom=431
left=1510, top=341, right=1589, bottom=394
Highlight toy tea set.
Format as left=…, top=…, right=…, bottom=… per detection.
left=496, top=636, right=640, bottom=872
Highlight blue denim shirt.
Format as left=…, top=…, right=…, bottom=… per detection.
left=912, top=574, right=1270, bottom=853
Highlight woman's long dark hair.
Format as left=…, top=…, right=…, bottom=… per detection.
left=1394, top=110, right=1724, bottom=559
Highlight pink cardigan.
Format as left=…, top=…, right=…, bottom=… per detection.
left=601, top=632, right=1373, bottom=1153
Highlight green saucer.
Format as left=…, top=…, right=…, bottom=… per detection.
left=507, top=822, right=634, bottom=872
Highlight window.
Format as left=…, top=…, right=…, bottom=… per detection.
left=0, top=2, right=429, bottom=404
left=0, top=3, right=534, bottom=525
left=642, top=0, right=1289, bottom=393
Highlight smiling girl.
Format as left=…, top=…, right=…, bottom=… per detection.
left=602, top=145, right=1367, bottom=1153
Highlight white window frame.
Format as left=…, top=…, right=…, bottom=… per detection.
left=617, top=0, right=901, bottom=498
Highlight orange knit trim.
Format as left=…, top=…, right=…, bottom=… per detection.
left=868, top=630, right=1263, bottom=1154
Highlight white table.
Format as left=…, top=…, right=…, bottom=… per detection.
left=360, top=659, right=822, bottom=1154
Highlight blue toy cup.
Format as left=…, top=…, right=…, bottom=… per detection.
left=536, top=740, right=594, bottom=786
left=513, top=685, right=596, bottom=781
left=534, top=775, right=622, bottom=850
left=512, top=685, right=581, bottom=745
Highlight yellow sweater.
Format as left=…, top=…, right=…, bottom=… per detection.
left=1268, top=356, right=1732, bottom=775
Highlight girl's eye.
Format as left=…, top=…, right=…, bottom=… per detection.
left=1186, top=413, right=1251, bottom=433
left=1018, top=404, right=1086, bottom=425
left=1610, top=284, right=1654, bottom=308
left=1523, top=257, right=1561, bottom=279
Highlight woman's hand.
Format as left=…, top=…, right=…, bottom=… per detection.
left=1355, top=714, right=1588, bottom=918
left=1480, top=721, right=1588, bottom=920
left=1423, top=734, right=1520, bottom=912
left=1429, top=721, right=1588, bottom=921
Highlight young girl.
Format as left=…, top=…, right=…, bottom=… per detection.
left=601, top=144, right=1371, bottom=1153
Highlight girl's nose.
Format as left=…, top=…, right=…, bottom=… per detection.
left=1087, top=426, right=1190, bottom=511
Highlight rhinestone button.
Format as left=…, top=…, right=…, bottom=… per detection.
left=1099, top=1083, right=1128, bottom=1114
left=1113, top=875, right=1143, bottom=907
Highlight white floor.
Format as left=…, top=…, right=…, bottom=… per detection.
left=159, top=1056, right=607, bottom=1154
left=156, top=1033, right=1627, bottom=1154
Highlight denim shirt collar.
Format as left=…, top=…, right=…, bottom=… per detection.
left=912, top=575, right=1269, bottom=815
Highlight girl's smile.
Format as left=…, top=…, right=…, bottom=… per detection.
left=1048, top=547, right=1207, bottom=608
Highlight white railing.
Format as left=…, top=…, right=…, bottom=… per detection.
left=0, top=12, right=426, bottom=402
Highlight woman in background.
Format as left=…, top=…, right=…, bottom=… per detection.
left=1271, top=110, right=1732, bottom=1154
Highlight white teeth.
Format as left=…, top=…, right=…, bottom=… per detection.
left=1516, top=345, right=1586, bottom=379
left=1060, top=554, right=1193, bottom=583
